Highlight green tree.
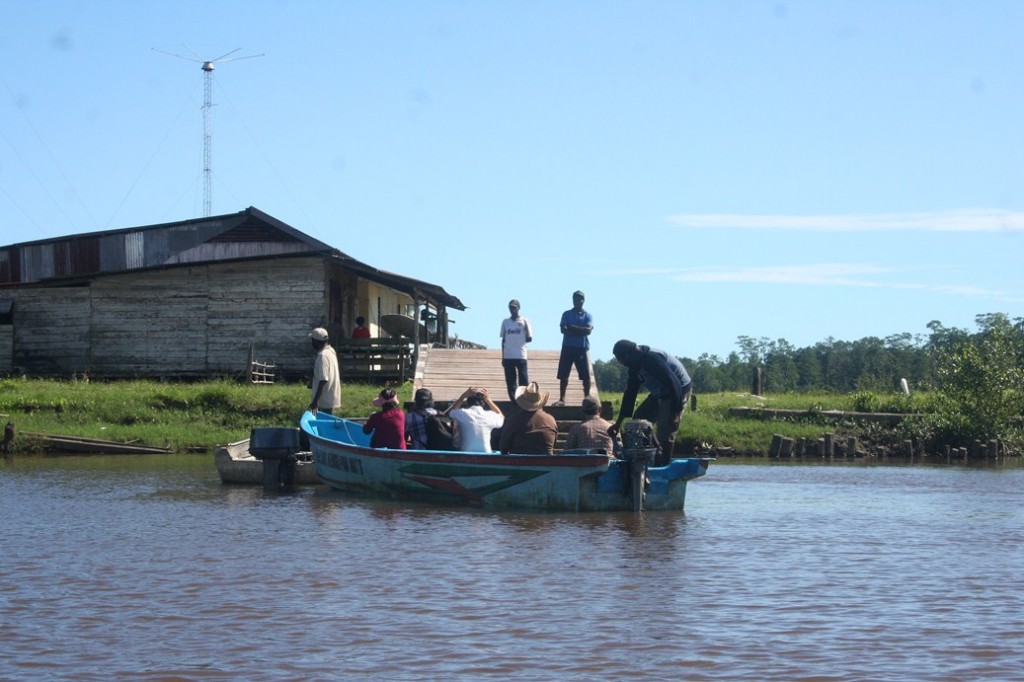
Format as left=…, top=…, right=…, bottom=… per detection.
left=928, top=313, right=1024, bottom=445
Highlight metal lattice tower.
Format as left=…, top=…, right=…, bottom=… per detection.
left=154, top=46, right=263, bottom=216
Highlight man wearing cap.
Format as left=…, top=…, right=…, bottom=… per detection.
left=564, top=396, right=617, bottom=455
left=405, top=387, right=438, bottom=450
left=499, top=299, right=533, bottom=402
left=552, top=290, right=593, bottom=407
left=499, top=382, right=558, bottom=455
left=608, top=339, right=692, bottom=466
left=308, top=327, right=341, bottom=416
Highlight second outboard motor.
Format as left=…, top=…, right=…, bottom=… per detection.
left=249, top=427, right=302, bottom=491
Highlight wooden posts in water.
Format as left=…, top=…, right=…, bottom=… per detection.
left=765, top=433, right=1001, bottom=462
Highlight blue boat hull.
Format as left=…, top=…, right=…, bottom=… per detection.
left=301, top=412, right=710, bottom=512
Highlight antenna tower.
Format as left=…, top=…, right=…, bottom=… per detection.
left=153, top=46, right=263, bottom=216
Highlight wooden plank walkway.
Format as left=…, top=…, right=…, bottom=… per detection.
left=414, top=347, right=598, bottom=410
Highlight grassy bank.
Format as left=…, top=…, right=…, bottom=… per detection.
left=0, top=377, right=936, bottom=456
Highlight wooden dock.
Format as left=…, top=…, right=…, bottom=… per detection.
left=414, top=347, right=599, bottom=412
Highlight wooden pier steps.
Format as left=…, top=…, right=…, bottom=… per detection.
left=415, top=347, right=597, bottom=407
left=411, top=347, right=611, bottom=451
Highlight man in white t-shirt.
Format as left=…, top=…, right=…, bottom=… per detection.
left=447, top=387, right=505, bottom=453
left=308, top=327, right=341, bottom=415
left=499, top=299, right=533, bottom=401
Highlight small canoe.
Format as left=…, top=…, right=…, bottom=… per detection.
left=214, top=439, right=319, bottom=485
left=300, top=411, right=711, bottom=512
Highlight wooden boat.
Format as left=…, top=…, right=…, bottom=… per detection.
left=22, top=431, right=172, bottom=455
left=214, top=439, right=319, bottom=485
left=300, top=411, right=711, bottom=512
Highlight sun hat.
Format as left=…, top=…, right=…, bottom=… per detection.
left=514, top=382, right=549, bottom=412
left=310, top=327, right=329, bottom=342
left=373, top=388, right=397, bottom=407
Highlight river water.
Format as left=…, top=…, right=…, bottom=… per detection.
left=1, top=454, right=1021, bottom=681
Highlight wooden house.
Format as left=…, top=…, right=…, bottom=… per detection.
left=0, top=206, right=466, bottom=380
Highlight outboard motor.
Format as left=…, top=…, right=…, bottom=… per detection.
left=248, top=427, right=302, bottom=491
left=620, top=420, right=659, bottom=512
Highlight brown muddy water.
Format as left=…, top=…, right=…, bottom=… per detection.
left=1, top=454, right=1021, bottom=681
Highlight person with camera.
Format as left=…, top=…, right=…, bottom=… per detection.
left=446, top=387, right=505, bottom=453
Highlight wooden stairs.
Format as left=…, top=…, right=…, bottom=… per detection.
left=414, top=347, right=597, bottom=408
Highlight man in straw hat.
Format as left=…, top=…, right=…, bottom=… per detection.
left=499, top=382, right=558, bottom=455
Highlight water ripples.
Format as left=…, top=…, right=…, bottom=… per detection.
left=1, top=456, right=1021, bottom=680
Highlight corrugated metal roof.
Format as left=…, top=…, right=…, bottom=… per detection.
left=0, top=206, right=466, bottom=311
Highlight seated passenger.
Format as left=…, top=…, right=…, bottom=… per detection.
left=563, top=395, right=616, bottom=455
left=363, top=387, right=406, bottom=449
left=405, top=387, right=437, bottom=450
left=447, top=387, right=504, bottom=453
left=499, top=382, right=558, bottom=455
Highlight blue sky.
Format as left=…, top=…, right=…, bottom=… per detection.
left=1, top=1, right=1021, bottom=362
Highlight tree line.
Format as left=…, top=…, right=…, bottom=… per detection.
left=594, top=313, right=1024, bottom=447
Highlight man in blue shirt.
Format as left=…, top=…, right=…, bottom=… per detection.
left=608, top=339, right=692, bottom=466
left=552, top=290, right=593, bottom=407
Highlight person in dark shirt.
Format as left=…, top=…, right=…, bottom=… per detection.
left=405, top=387, right=437, bottom=450
left=499, top=382, right=558, bottom=455
left=608, top=339, right=692, bottom=466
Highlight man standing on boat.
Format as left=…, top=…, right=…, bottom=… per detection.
left=608, top=339, right=692, bottom=466
left=500, top=299, right=533, bottom=402
left=552, top=290, right=593, bottom=406
left=308, top=327, right=341, bottom=416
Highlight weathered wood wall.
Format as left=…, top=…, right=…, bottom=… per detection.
left=9, top=287, right=91, bottom=374
left=3, top=256, right=329, bottom=378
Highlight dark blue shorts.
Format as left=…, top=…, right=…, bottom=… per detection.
left=557, top=347, right=591, bottom=381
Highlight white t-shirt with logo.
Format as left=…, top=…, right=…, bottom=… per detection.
left=500, top=316, right=533, bottom=360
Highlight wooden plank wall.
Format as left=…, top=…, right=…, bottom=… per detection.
left=90, top=267, right=210, bottom=374
left=11, top=288, right=91, bottom=374
left=0, top=327, right=11, bottom=373
left=205, top=258, right=325, bottom=376
left=4, top=256, right=328, bottom=378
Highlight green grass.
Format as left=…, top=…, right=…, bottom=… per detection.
left=0, top=378, right=946, bottom=456
left=0, top=377, right=391, bottom=453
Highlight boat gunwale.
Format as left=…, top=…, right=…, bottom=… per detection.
left=303, top=414, right=612, bottom=469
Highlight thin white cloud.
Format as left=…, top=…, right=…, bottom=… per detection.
left=597, top=263, right=1021, bottom=301
left=667, top=209, right=1024, bottom=233
left=668, top=263, right=893, bottom=286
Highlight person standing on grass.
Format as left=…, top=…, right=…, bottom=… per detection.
left=552, top=290, right=593, bottom=407
left=500, top=299, right=533, bottom=402
left=308, top=327, right=341, bottom=416
left=608, top=339, right=692, bottom=467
